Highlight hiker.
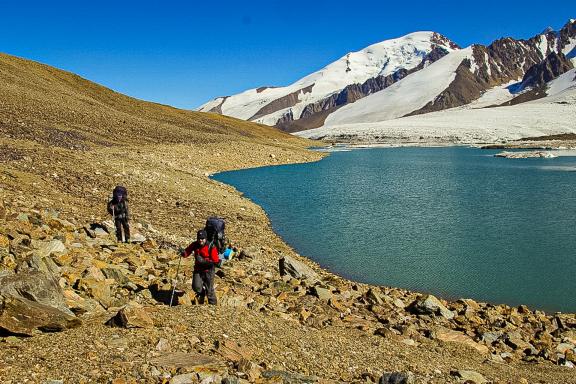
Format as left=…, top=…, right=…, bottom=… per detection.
left=182, top=229, right=219, bottom=305
left=107, top=185, right=130, bottom=243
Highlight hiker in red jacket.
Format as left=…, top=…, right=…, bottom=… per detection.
left=182, top=229, right=219, bottom=304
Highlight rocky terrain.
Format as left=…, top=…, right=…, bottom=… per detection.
left=1, top=52, right=576, bottom=383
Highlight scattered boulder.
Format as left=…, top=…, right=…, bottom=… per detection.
left=279, top=255, right=318, bottom=283
left=37, top=239, right=67, bottom=258
left=106, top=302, right=154, bottom=328
left=239, top=246, right=260, bottom=260
left=407, top=294, right=454, bottom=319
left=148, top=352, right=226, bottom=375
left=312, top=286, right=333, bottom=301
left=217, top=340, right=255, bottom=363
left=170, top=373, right=196, bottom=384
left=450, top=370, right=487, bottom=384
left=379, top=371, right=415, bottom=384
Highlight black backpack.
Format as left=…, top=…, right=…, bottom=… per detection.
left=205, top=217, right=226, bottom=254
left=113, top=185, right=128, bottom=202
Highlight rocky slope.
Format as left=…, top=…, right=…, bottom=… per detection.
left=1, top=53, right=576, bottom=383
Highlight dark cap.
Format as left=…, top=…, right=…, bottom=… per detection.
left=196, top=229, right=207, bottom=240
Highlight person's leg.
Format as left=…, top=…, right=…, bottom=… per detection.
left=192, top=271, right=205, bottom=304
left=122, top=219, right=130, bottom=242
left=204, top=268, right=217, bottom=305
left=114, top=219, right=123, bottom=241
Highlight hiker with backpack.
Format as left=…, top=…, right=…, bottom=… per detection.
left=182, top=229, right=220, bottom=305
left=107, top=185, right=130, bottom=243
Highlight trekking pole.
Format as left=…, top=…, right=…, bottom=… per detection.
left=169, top=249, right=183, bottom=307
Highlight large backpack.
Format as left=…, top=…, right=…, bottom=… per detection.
left=113, top=185, right=128, bottom=202
left=205, top=217, right=226, bottom=254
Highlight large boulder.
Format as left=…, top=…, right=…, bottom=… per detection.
left=279, top=255, right=318, bottom=283
left=0, top=295, right=81, bottom=336
left=0, top=271, right=80, bottom=335
left=407, top=294, right=454, bottom=319
left=0, top=270, right=73, bottom=315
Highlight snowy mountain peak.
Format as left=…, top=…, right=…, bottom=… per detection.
left=197, top=31, right=459, bottom=130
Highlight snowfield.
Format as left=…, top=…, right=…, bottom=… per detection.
left=324, top=48, right=473, bottom=125
left=296, top=87, right=576, bottom=144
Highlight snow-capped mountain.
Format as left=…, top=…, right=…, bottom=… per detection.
left=198, top=32, right=460, bottom=131
left=198, top=19, right=576, bottom=142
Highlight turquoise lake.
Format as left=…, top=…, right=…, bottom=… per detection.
left=213, top=147, right=576, bottom=313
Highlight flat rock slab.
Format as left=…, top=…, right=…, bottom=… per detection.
left=435, top=327, right=489, bottom=355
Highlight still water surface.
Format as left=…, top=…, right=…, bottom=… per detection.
left=213, top=147, right=576, bottom=312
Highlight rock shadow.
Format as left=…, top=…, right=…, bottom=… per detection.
left=149, top=283, right=184, bottom=306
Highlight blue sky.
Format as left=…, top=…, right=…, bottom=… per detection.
left=0, top=1, right=574, bottom=109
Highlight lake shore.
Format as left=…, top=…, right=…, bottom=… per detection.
left=2, top=138, right=575, bottom=383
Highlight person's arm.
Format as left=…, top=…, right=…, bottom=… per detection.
left=182, top=243, right=195, bottom=258
left=107, top=200, right=114, bottom=215
left=124, top=201, right=130, bottom=221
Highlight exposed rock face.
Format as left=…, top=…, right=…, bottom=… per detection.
left=407, top=59, right=486, bottom=116
left=204, top=96, right=229, bottom=114
left=520, top=52, right=574, bottom=89
left=200, top=20, right=576, bottom=134
left=409, top=21, right=576, bottom=117
left=250, top=85, right=314, bottom=121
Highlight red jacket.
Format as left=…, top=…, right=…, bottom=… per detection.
left=183, top=241, right=219, bottom=271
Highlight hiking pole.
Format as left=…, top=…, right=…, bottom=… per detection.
left=169, top=249, right=183, bottom=307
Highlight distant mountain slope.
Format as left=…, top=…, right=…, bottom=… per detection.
left=198, top=32, right=460, bottom=131
left=198, top=19, right=576, bottom=139
left=0, top=53, right=301, bottom=150
left=323, top=48, right=474, bottom=125
left=297, top=85, right=576, bottom=144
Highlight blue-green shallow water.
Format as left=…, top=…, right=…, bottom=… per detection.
left=213, top=147, right=576, bottom=313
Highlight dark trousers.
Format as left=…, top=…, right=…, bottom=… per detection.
left=114, top=218, right=130, bottom=242
left=192, top=268, right=217, bottom=304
